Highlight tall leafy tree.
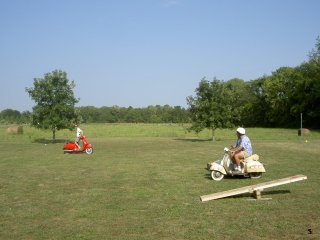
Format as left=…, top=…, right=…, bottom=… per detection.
left=224, top=78, right=251, bottom=125
left=261, top=67, right=297, bottom=127
left=26, top=70, right=80, bottom=141
left=301, top=36, right=320, bottom=128
left=308, top=36, right=320, bottom=63
left=293, top=61, right=320, bottom=128
left=242, top=78, right=267, bottom=127
left=187, top=78, right=241, bottom=140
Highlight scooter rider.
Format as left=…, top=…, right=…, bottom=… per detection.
left=230, top=127, right=253, bottom=173
left=75, top=124, right=83, bottom=150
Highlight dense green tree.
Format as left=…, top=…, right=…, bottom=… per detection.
left=0, top=109, right=21, bottom=123
left=77, top=106, right=100, bottom=122
left=261, top=67, right=297, bottom=127
left=124, top=106, right=140, bottom=122
left=249, top=37, right=320, bottom=128
left=223, top=78, right=251, bottom=126
left=293, top=61, right=320, bottom=128
left=26, top=70, right=80, bottom=141
left=146, top=105, right=162, bottom=123
left=0, top=109, right=31, bottom=124
left=20, top=111, right=32, bottom=123
left=187, top=78, right=242, bottom=140
left=170, top=106, right=190, bottom=123
left=308, top=36, right=320, bottom=63
left=243, top=77, right=270, bottom=127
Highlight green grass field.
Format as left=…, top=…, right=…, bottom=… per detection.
left=1, top=124, right=319, bottom=239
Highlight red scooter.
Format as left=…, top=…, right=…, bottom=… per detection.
left=63, top=135, right=93, bottom=154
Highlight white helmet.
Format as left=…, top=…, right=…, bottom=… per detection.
left=236, top=127, right=246, bottom=135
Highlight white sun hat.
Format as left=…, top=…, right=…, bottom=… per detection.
left=236, top=127, right=246, bottom=135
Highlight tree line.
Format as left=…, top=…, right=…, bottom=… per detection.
left=2, top=37, right=319, bottom=138
left=77, top=105, right=189, bottom=123
left=0, top=109, right=32, bottom=124
left=0, top=105, right=190, bottom=124
left=187, top=37, right=320, bottom=137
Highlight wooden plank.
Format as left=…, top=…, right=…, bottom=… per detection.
left=200, top=175, right=307, bottom=202
left=200, top=186, right=254, bottom=202
left=251, top=175, right=307, bottom=191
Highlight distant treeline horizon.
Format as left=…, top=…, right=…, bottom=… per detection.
left=1, top=37, right=320, bottom=129
left=0, top=105, right=190, bottom=124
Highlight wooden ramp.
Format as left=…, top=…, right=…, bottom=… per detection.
left=200, top=174, right=307, bottom=202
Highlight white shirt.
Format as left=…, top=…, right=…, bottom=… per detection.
left=76, top=127, right=82, bottom=137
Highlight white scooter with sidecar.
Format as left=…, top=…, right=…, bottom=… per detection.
left=207, top=147, right=266, bottom=181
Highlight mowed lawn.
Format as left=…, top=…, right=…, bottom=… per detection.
left=0, top=124, right=319, bottom=239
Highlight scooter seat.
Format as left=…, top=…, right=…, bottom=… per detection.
left=242, top=154, right=259, bottom=163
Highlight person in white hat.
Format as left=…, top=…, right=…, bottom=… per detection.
left=230, top=127, right=253, bottom=173
left=75, top=124, right=83, bottom=150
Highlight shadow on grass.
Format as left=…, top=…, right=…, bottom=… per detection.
left=231, top=190, right=291, bottom=199
left=204, top=173, right=251, bottom=181
left=33, top=138, right=70, bottom=144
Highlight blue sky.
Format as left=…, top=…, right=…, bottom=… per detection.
left=1, top=0, right=319, bottom=111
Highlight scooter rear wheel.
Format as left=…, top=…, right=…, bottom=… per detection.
left=249, top=172, right=262, bottom=179
left=211, top=171, right=224, bottom=181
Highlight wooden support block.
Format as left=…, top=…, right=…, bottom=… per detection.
left=253, top=190, right=261, bottom=200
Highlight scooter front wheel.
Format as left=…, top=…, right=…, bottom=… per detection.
left=211, top=171, right=224, bottom=181
left=85, top=147, right=93, bottom=154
